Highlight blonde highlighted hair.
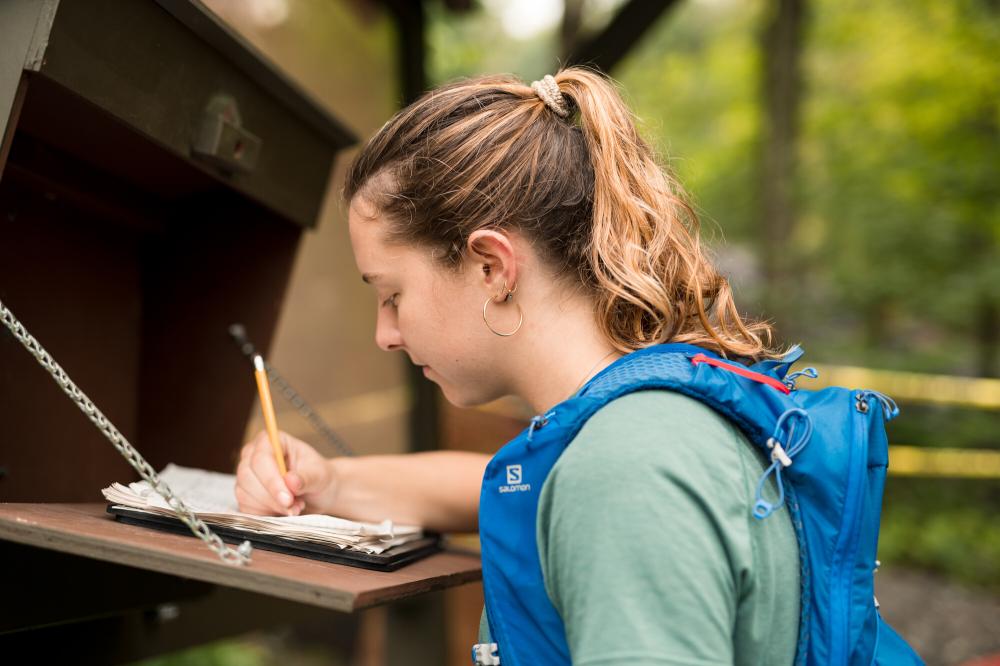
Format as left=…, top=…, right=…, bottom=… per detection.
left=345, top=67, right=776, bottom=360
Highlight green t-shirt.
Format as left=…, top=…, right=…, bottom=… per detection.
left=479, top=390, right=800, bottom=665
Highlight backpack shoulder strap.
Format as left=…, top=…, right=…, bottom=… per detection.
left=580, top=343, right=794, bottom=446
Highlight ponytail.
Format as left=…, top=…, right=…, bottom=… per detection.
left=556, top=68, right=775, bottom=358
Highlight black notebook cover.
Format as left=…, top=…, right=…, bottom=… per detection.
left=106, top=505, right=440, bottom=571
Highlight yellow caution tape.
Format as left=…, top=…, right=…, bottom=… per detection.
left=809, top=364, right=1000, bottom=410
left=888, top=445, right=1000, bottom=478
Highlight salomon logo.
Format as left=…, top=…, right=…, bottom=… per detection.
left=499, top=464, right=531, bottom=493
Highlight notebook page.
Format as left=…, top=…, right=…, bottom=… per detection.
left=142, top=463, right=241, bottom=513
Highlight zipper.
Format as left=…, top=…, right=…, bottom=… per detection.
left=829, top=398, right=869, bottom=664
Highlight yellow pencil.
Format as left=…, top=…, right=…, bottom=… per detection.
left=253, top=354, right=288, bottom=476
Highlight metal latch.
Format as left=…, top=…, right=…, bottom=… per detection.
left=192, top=94, right=261, bottom=174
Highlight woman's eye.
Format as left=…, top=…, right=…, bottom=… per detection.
left=382, top=293, right=399, bottom=308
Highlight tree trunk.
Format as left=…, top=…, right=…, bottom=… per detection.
left=561, top=0, right=585, bottom=63
left=977, top=295, right=998, bottom=377
left=758, top=0, right=806, bottom=336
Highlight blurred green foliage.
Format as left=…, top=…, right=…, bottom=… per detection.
left=132, top=640, right=268, bottom=666
left=617, top=0, right=999, bottom=376
left=880, top=477, right=1000, bottom=591
left=800, top=1, right=998, bottom=371
left=129, top=634, right=347, bottom=666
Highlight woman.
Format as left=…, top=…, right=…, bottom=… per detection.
left=236, top=67, right=799, bottom=665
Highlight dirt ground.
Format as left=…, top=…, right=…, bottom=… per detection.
left=877, top=568, right=1000, bottom=665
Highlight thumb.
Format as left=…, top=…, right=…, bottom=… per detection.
left=284, top=466, right=325, bottom=496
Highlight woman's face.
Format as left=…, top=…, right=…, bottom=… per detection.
left=348, top=197, right=516, bottom=407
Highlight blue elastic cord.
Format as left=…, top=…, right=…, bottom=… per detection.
left=753, top=408, right=813, bottom=520
left=753, top=461, right=786, bottom=520
left=862, top=390, right=900, bottom=421
left=526, top=410, right=556, bottom=442
left=783, top=366, right=819, bottom=389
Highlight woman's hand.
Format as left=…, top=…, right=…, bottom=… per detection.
left=235, top=430, right=335, bottom=516
left=237, top=436, right=488, bottom=529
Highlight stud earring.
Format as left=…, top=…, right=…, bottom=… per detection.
left=483, top=280, right=523, bottom=336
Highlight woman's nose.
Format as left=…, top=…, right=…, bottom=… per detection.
left=375, top=312, right=403, bottom=352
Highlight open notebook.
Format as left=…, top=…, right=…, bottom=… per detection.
left=102, top=464, right=438, bottom=570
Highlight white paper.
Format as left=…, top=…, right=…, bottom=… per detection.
left=102, top=463, right=423, bottom=554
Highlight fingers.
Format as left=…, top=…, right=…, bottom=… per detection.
left=234, top=478, right=277, bottom=515
left=252, top=442, right=294, bottom=506
left=281, top=432, right=329, bottom=496
left=235, top=431, right=299, bottom=516
left=235, top=430, right=325, bottom=516
left=284, top=470, right=304, bottom=495
left=237, top=461, right=293, bottom=515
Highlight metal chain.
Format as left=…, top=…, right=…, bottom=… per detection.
left=0, top=298, right=252, bottom=566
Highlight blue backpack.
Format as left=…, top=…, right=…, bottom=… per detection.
left=476, top=343, right=923, bottom=665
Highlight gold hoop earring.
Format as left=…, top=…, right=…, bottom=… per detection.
left=483, top=281, right=523, bottom=337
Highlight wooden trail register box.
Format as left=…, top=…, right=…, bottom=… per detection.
left=0, top=0, right=481, bottom=660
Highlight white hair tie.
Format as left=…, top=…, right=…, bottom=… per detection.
left=530, top=74, right=570, bottom=118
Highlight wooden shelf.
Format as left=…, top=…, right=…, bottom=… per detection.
left=0, top=503, right=481, bottom=613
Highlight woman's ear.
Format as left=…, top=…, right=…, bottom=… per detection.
left=468, top=229, right=518, bottom=298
